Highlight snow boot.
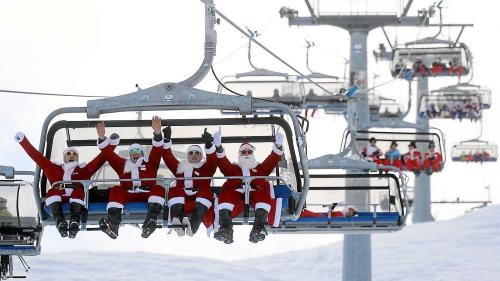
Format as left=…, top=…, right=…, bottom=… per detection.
left=186, top=202, right=208, bottom=237
left=170, top=203, right=186, bottom=237
left=141, top=203, right=163, bottom=238
left=99, top=207, right=121, bottom=239
left=249, top=208, right=268, bottom=243
left=214, top=209, right=233, bottom=244
left=50, top=202, right=68, bottom=238
left=68, top=202, right=83, bottom=239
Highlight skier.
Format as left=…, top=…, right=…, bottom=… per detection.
left=14, top=127, right=117, bottom=238
left=404, top=141, right=422, bottom=175
left=213, top=128, right=284, bottom=244
left=97, top=117, right=165, bottom=239
left=423, top=141, right=443, bottom=175
left=161, top=126, right=217, bottom=237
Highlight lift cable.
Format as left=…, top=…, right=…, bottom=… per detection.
left=0, top=89, right=110, bottom=98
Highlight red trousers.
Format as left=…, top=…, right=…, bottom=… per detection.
left=107, top=184, right=165, bottom=208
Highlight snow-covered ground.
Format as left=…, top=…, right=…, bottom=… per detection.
left=20, top=204, right=500, bottom=281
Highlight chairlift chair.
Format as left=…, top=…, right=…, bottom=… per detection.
left=430, top=83, right=492, bottom=109
left=451, top=139, right=498, bottom=163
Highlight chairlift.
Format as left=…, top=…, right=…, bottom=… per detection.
left=418, top=92, right=482, bottom=121
left=451, top=139, right=498, bottom=163
left=391, top=37, right=471, bottom=78
left=378, top=100, right=405, bottom=119
left=430, top=83, right=492, bottom=109
left=0, top=166, right=40, bottom=279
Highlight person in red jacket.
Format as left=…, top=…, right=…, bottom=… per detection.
left=161, top=126, right=217, bottom=237
left=423, top=141, right=443, bottom=175
left=213, top=128, right=284, bottom=244
left=404, top=141, right=422, bottom=175
left=14, top=126, right=117, bottom=238
left=97, top=116, right=165, bottom=239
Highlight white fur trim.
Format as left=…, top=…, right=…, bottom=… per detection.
left=69, top=198, right=85, bottom=206
left=148, top=195, right=165, bottom=205
left=167, top=197, right=185, bottom=207
left=64, top=188, right=73, bottom=196
left=97, top=137, right=111, bottom=149
left=45, top=195, right=62, bottom=206
left=196, top=197, right=212, bottom=209
left=163, top=140, right=172, bottom=149
left=14, top=132, right=25, bottom=143
left=255, top=202, right=271, bottom=212
left=218, top=202, right=234, bottom=211
left=216, top=151, right=226, bottom=158
left=239, top=143, right=255, bottom=152
left=187, top=145, right=203, bottom=154
left=109, top=137, right=120, bottom=146
left=63, top=147, right=79, bottom=156
left=152, top=137, right=164, bottom=147
left=205, top=143, right=216, bottom=154
left=272, top=144, right=284, bottom=156
left=273, top=198, right=282, bottom=227
left=107, top=202, right=124, bottom=210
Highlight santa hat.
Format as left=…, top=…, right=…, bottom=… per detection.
left=408, top=141, right=417, bottom=148
left=239, top=142, right=255, bottom=152
left=128, top=143, right=144, bottom=153
left=63, top=147, right=79, bottom=156
left=187, top=145, right=203, bottom=154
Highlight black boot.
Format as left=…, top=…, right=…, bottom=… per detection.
left=249, top=208, right=269, bottom=243
left=187, top=202, right=208, bottom=237
left=50, top=202, right=68, bottom=238
left=68, top=203, right=83, bottom=239
left=214, top=209, right=233, bottom=244
left=99, top=207, right=121, bottom=239
left=141, top=203, right=163, bottom=238
left=170, top=203, right=187, bottom=237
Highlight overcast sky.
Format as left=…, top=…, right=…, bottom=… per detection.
left=1, top=0, right=499, bottom=259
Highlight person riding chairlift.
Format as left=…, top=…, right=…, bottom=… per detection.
left=383, top=141, right=403, bottom=170
left=161, top=126, right=217, bottom=237
left=404, top=141, right=422, bottom=175
left=361, top=137, right=381, bottom=162
left=423, top=141, right=443, bottom=175
left=96, top=117, right=165, bottom=239
left=14, top=129, right=118, bottom=238
left=213, top=128, right=284, bottom=244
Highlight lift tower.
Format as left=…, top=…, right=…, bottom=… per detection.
left=281, top=2, right=426, bottom=280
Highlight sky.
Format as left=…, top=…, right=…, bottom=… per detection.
left=1, top=0, right=500, bottom=260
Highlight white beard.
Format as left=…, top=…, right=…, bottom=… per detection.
left=238, top=155, right=258, bottom=169
left=177, top=160, right=194, bottom=174
left=124, top=158, right=144, bottom=173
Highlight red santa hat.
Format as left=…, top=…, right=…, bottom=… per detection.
left=63, top=147, right=79, bottom=155
left=187, top=145, right=203, bottom=154
left=239, top=142, right=255, bottom=152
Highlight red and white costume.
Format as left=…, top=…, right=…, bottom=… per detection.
left=404, top=149, right=422, bottom=172
left=15, top=132, right=111, bottom=207
left=423, top=151, right=443, bottom=172
left=361, top=145, right=381, bottom=162
left=216, top=143, right=283, bottom=227
left=98, top=137, right=165, bottom=210
left=162, top=142, right=217, bottom=229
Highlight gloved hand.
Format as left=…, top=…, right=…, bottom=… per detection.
left=213, top=127, right=222, bottom=147
left=110, top=133, right=120, bottom=140
left=275, top=130, right=284, bottom=146
left=201, top=128, right=213, bottom=147
left=163, top=126, right=172, bottom=141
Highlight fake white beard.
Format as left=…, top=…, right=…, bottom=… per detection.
left=124, top=158, right=144, bottom=174
left=177, top=160, right=204, bottom=174
left=238, top=155, right=258, bottom=169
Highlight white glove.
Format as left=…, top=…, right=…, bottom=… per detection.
left=275, top=130, right=284, bottom=146
left=14, top=132, right=25, bottom=143
left=213, top=127, right=222, bottom=147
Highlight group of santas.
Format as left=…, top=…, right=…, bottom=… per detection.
left=15, top=116, right=284, bottom=244
left=361, top=137, right=443, bottom=175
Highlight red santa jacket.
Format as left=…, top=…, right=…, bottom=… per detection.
left=405, top=149, right=422, bottom=161
left=98, top=136, right=163, bottom=188
left=15, top=132, right=109, bottom=189
left=162, top=141, right=217, bottom=195
left=216, top=144, right=283, bottom=191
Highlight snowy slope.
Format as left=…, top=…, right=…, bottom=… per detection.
left=22, top=204, right=500, bottom=281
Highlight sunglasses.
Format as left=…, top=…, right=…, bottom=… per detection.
left=189, top=151, right=201, bottom=156
left=65, top=151, right=78, bottom=156
left=129, top=149, right=143, bottom=155
left=240, top=149, right=253, bottom=155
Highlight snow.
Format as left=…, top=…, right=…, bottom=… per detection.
left=20, top=204, right=500, bottom=281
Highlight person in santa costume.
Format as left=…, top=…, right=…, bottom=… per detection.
left=213, top=128, right=284, bottom=244
left=161, top=126, right=217, bottom=237
left=97, top=116, right=165, bottom=239
left=423, top=141, right=443, bottom=175
left=361, top=137, right=382, bottom=162
left=14, top=125, right=118, bottom=238
left=404, top=141, right=422, bottom=175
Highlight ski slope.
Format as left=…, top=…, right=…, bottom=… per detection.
left=21, top=204, right=500, bottom=281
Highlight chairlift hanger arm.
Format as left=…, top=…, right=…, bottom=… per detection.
left=401, top=0, right=414, bottom=17
left=303, top=0, right=317, bottom=22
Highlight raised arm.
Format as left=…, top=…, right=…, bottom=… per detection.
left=214, top=127, right=237, bottom=176
left=96, top=122, right=125, bottom=173
left=14, top=132, right=58, bottom=171
left=146, top=116, right=164, bottom=172
left=200, top=128, right=217, bottom=175
left=256, top=131, right=284, bottom=176
left=161, top=125, right=180, bottom=174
